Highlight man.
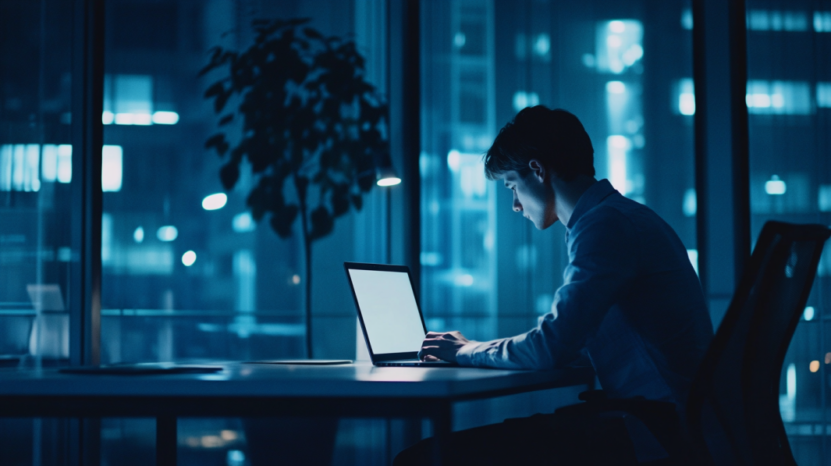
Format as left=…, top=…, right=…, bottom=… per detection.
left=396, top=106, right=713, bottom=464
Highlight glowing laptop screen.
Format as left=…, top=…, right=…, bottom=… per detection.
left=348, top=268, right=426, bottom=355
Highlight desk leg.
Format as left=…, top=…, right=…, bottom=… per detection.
left=387, top=417, right=423, bottom=464
left=431, top=403, right=453, bottom=466
left=82, top=418, right=102, bottom=466
left=156, top=416, right=177, bottom=466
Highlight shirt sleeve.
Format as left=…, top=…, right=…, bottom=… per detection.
left=456, top=208, right=640, bottom=370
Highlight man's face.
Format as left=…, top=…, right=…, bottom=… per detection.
left=499, top=169, right=558, bottom=230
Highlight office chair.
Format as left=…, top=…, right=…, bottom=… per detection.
left=556, top=221, right=831, bottom=465
left=687, top=221, right=830, bottom=465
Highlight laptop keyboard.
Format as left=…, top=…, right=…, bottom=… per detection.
left=378, top=360, right=455, bottom=367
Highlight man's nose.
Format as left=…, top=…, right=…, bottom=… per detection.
left=512, top=197, right=522, bottom=212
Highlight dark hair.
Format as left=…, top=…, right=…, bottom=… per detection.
left=483, top=106, right=595, bottom=181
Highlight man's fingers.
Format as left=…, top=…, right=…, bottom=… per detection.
left=419, top=344, right=446, bottom=353
left=418, top=346, right=440, bottom=360
left=419, top=347, right=446, bottom=362
left=422, top=339, right=453, bottom=349
left=420, top=331, right=464, bottom=364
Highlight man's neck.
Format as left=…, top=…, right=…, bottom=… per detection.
left=553, top=176, right=597, bottom=227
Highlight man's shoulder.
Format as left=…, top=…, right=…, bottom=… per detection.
left=572, top=196, right=637, bottom=231
left=572, top=193, right=690, bottom=265
left=567, top=202, right=640, bottom=252
left=577, top=193, right=661, bottom=230
left=568, top=195, right=671, bottom=252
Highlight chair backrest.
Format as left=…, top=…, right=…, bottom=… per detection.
left=686, top=221, right=831, bottom=465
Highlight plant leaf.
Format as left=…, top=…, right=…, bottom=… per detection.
left=357, top=170, right=374, bottom=192
left=219, top=162, right=240, bottom=190
left=270, top=204, right=298, bottom=238
left=204, top=133, right=228, bottom=156
left=246, top=177, right=276, bottom=221
left=198, top=47, right=225, bottom=76
left=288, top=18, right=312, bottom=27
left=303, top=27, right=324, bottom=40
left=204, top=81, right=225, bottom=98
left=214, top=89, right=233, bottom=113
left=218, top=114, right=234, bottom=126
left=331, top=184, right=350, bottom=217
left=309, top=206, right=334, bottom=240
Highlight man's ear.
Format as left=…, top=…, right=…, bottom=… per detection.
left=528, top=159, right=547, bottom=182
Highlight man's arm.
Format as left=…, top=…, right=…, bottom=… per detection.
left=420, top=208, right=639, bottom=369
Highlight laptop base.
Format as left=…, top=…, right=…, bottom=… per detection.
left=376, top=360, right=457, bottom=367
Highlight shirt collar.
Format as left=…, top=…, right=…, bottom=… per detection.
left=565, top=179, right=617, bottom=231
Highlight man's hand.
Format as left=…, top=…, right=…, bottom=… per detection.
left=418, top=331, right=471, bottom=363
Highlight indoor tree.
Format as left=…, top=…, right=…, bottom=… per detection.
left=201, top=18, right=389, bottom=358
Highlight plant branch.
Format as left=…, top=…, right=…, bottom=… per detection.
left=293, top=172, right=313, bottom=359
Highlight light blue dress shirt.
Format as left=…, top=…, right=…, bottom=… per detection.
left=457, top=179, right=714, bottom=409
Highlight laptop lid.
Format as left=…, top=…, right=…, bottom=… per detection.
left=344, top=262, right=428, bottom=363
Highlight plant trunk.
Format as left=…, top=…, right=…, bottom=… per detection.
left=303, top=229, right=313, bottom=359
left=295, top=174, right=313, bottom=359
left=298, top=206, right=313, bottom=359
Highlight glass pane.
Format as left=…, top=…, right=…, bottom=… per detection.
left=0, top=0, right=77, bottom=463
left=101, top=0, right=388, bottom=365
left=0, top=1, right=74, bottom=367
left=420, top=0, right=695, bottom=342
left=100, top=1, right=390, bottom=463
left=746, top=1, right=831, bottom=464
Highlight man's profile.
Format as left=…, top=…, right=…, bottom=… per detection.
left=395, top=106, right=714, bottom=464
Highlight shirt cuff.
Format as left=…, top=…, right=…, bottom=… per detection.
left=456, top=341, right=485, bottom=366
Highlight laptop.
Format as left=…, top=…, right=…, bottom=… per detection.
left=344, top=262, right=457, bottom=367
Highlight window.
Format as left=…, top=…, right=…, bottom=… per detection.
left=0, top=0, right=77, bottom=461
left=100, top=0, right=388, bottom=365
left=4, top=0, right=828, bottom=463
left=97, top=1, right=390, bottom=463
left=420, top=0, right=696, bottom=342
left=0, top=1, right=75, bottom=368
left=747, top=0, right=831, bottom=461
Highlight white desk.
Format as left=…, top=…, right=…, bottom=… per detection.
left=0, top=362, right=594, bottom=465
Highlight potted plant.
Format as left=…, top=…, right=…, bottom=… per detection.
left=201, top=18, right=389, bottom=358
